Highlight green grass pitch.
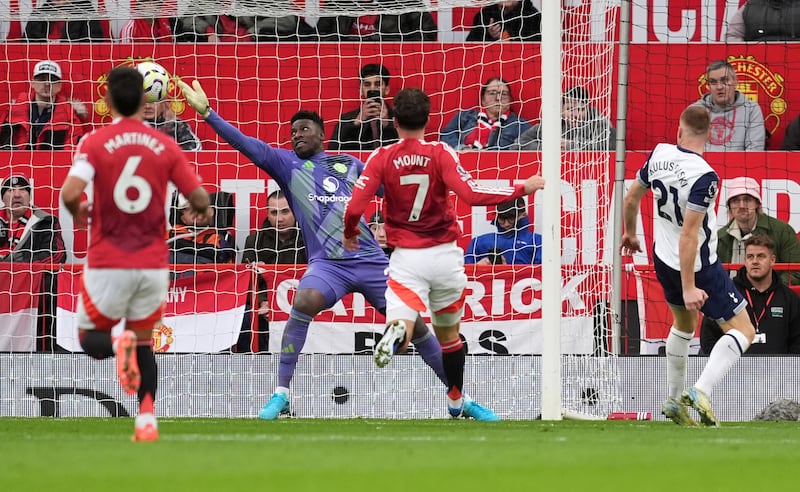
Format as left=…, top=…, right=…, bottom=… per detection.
left=1, top=418, right=797, bottom=491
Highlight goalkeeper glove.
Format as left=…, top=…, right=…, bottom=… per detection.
left=176, top=78, right=211, bottom=118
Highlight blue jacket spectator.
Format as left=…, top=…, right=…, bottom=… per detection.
left=465, top=198, right=541, bottom=265
left=440, top=77, right=530, bottom=151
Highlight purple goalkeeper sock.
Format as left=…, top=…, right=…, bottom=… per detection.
left=412, top=330, right=448, bottom=387
left=278, top=309, right=313, bottom=388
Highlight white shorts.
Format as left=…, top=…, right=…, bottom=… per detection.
left=77, top=268, right=170, bottom=331
left=385, top=242, right=467, bottom=326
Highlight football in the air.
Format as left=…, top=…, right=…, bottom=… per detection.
left=136, top=61, right=170, bottom=103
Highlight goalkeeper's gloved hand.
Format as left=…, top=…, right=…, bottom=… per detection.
left=176, top=78, right=211, bottom=118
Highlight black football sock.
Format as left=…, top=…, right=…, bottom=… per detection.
left=441, top=337, right=465, bottom=400
left=79, top=330, right=114, bottom=360
left=136, top=342, right=158, bottom=413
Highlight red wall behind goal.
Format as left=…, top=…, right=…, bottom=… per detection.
left=2, top=43, right=797, bottom=151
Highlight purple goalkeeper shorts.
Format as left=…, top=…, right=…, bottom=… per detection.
left=298, top=255, right=390, bottom=314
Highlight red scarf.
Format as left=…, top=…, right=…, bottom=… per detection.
left=0, top=207, right=32, bottom=256
left=464, top=110, right=509, bottom=150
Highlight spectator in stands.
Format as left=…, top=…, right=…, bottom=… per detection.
left=173, top=15, right=256, bottom=42
left=252, top=16, right=329, bottom=41
left=0, top=60, right=89, bottom=151
left=23, top=0, right=110, bottom=42
left=242, top=189, right=307, bottom=267
left=368, top=210, right=392, bottom=256
left=177, top=15, right=311, bottom=42
left=329, top=63, right=399, bottom=151
left=118, top=12, right=175, bottom=43
left=690, top=59, right=765, bottom=151
left=701, top=235, right=800, bottom=355
left=144, top=99, right=202, bottom=151
left=464, top=197, right=541, bottom=265
left=515, top=86, right=615, bottom=151
left=314, top=3, right=438, bottom=41
left=466, top=0, right=541, bottom=42
left=169, top=193, right=235, bottom=265
left=726, top=0, right=800, bottom=42
left=0, top=175, right=65, bottom=263
left=717, top=176, right=800, bottom=285
left=440, top=77, right=530, bottom=151
left=782, top=112, right=800, bottom=150
left=240, top=189, right=307, bottom=352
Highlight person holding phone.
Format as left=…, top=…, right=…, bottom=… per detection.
left=329, top=63, right=399, bottom=151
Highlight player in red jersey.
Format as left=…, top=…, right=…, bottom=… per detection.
left=61, top=66, right=210, bottom=442
left=343, top=88, right=545, bottom=420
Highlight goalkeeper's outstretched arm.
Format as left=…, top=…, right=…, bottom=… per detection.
left=176, top=77, right=279, bottom=168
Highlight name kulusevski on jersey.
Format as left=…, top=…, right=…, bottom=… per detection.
left=636, top=143, right=720, bottom=271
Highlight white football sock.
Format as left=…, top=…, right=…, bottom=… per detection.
left=135, top=412, right=157, bottom=429
left=274, top=386, right=290, bottom=397
left=694, top=329, right=750, bottom=396
left=448, top=396, right=464, bottom=409
left=665, top=326, right=692, bottom=399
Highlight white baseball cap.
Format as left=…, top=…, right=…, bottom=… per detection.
left=33, top=60, right=62, bottom=80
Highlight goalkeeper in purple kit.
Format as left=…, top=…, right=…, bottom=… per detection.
left=177, top=78, right=500, bottom=421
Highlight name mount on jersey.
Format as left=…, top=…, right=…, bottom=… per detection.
left=393, top=154, right=431, bottom=169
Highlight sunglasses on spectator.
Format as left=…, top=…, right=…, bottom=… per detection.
left=33, top=75, right=61, bottom=83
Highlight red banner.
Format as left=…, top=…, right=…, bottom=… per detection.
left=0, top=264, right=43, bottom=351
left=261, top=264, right=608, bottom=355
left=2, top=150, right=799, bottom=353
left=55, top=266, right=249, bottom=353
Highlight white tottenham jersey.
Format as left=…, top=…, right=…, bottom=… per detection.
left=636, top=143, right=720, bottom=271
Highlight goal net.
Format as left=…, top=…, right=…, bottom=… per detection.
left=0, top=0, right=620, bottom=419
